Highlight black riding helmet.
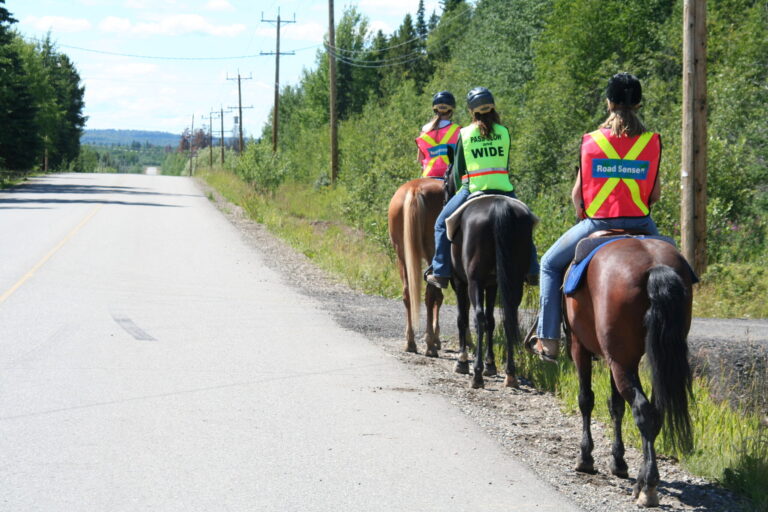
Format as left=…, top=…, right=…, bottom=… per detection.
left=606, top=72, right=642, bottom=106
left=432, top=91, right=456, bottom=113
left=466, top=87, right=495, bottom=114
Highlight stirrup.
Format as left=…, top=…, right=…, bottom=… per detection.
left=525, top=337, right=558, bottom=364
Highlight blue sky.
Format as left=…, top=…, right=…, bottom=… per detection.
left=10, top=0, right=442, bottom=137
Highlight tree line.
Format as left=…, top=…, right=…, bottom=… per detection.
left=233, top=0, right=766, bottom=267
left=0, top=0, right=85, bottom=173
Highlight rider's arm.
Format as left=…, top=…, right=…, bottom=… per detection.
left=572, top=172, right=586, bottom=219
left=453, top=138, right=466, bottom=191
left=649, top=178, right=661, bottom=204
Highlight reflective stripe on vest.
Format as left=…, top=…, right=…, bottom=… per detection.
left=416, top=123, right=460, bottom=178
left=459, top=124, right=513, bottom=193
left=582, top=130, right=657, bottom=218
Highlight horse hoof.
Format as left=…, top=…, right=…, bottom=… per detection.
left=636, top=487, right=659, bottom=508
left=610, top=461, right=629, bottom=479
left=503, top=375, right=519, bottom=388
left=632, top=483, right=641, bottom=499
left=471, top=377, right=484, bottom=389
left=405, top=342, right=418, bottom=353
left=454, top=361, right=470, bottom=374
left=575, top=460, right=596, bottom=474
left=435, top=339, right=442, bottom=350
left=425, top=347, right=439, bottom=358
left=483, top=364, right=497, bottom=377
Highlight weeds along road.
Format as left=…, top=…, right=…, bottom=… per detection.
left=0, top=173, right=582, bottom=512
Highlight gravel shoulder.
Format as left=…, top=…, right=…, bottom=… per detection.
left=198, top=179, right=758, bottom=512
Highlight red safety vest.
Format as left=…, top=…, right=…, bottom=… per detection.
left=580, top=128, right=660, bottom=218
left=415, top=122, right=461, bottom=178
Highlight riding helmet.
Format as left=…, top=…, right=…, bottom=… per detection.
left=606, top=72, right=642, bottom=106
left=466, top=87, right=495, bottom=114
left=432, top=91, right=456, bottom=113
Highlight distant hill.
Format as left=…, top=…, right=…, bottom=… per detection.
left=82, top=129, right=180, bottom=147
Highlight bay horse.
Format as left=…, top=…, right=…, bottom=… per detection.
left=445, top=174, right=536, bottom=389
left=565, top=236, right=694, bottom=507
left=387, top=178, right=445, bottom=356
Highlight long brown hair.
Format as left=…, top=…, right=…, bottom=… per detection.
left=600, top=100, right=646, bottom=137
left=473, top=109, right=500, bottom=138
left=426, top=110, right=453, bottom=133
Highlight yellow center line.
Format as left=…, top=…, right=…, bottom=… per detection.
left=0, top=204, right=104, bottom=304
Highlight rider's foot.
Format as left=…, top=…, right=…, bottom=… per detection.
left=425, top=273, right=450, bottom=289
left=526, top=337, right=559, bottom=363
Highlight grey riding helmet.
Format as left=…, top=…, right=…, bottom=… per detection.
left=432, top=91, right=456, bottom=113
left=466, top=87, right=495, bottom=114
left=606, top=72, right=642, bottom=106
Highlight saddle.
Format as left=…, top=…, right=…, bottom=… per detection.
left=563, top=231, right=678, bottom=296
left=445, top=193, right=538, bottom=242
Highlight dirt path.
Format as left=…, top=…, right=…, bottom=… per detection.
left=200, top=180, right=757, bottom=512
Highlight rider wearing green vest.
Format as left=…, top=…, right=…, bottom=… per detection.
left=425, top=87, right=538, bottom=289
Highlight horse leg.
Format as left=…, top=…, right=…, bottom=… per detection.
left=608, top=372, right=629, bottom=478
left=613, top=366, right=661, bottom=507
left=482, top=284, right=498, bottom=377
left=470, top=282, right=485, bottom=389
left=454, top=281, right=471, bottom=375
left=423, top=284, right=442, bottom=357
left=572, top=338, right=596, bottom=474
left=398, top=260, right=417, bottom=353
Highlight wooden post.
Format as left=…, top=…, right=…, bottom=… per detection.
left=681, top=0, right=707, bottom=274
left=328, top=0, right=339, bottom=183
left=693, top=0, right=707, bottom=275
left=681, top=0, right=696, bottom=268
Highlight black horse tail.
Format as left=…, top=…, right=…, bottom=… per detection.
left=492, top=199, right=532, bottom=345
left=644, top=264, right=693, bottom=453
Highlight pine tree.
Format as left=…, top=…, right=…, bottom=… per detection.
left=416, top=0, right=428, bottom=39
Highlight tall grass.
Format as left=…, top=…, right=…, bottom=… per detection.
left=202, top=167, right=768, bottom=510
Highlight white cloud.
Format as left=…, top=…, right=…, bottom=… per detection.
left=98, top=14, right=246, bottom=37
left=369, top=20, right=393, bottom=35
left=204, top=0, right=234, bottom=11
left=22, top=16, right=92, bottom=33
left=123, top=0, right=186, bottom=8
left=255, top=22, right=324, bottom=43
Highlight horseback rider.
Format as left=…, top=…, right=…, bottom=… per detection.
left=528, top=72, right=662, bottom=362
left=416, top=91, right=461, bottom=179
left=425, top=87, right=539, bottom=289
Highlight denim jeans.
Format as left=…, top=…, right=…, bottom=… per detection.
left=431, top=187, right=540, bottom=278
left=536, top=216, right=659, bottom=340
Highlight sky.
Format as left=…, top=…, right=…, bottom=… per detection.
left=9, top=0, right=443, bottom=138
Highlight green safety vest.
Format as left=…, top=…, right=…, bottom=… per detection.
left=460, top=124, right=513, bottom=193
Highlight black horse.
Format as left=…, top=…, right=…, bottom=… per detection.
left=444, top=170, right=536, bottom=389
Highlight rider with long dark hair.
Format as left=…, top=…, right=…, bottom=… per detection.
left=416, top=91, right=461, bottom=179
left=425, top=87, right=538, bottom=289
left=528, top=72, right=662, bottom=362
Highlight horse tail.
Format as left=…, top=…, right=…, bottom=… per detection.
left=644, top=264, right=693, bottom=453
left=403, top=189, right=423, bottom=330
left=492, top=200, right=530, bottom=345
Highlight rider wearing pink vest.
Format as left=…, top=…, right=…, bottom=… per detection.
left=416, top=91, right=461, bottom=178
left=528, top=72, right=662, bottom=363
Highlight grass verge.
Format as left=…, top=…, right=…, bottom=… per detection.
left=201, top=167, right=767, bottom=510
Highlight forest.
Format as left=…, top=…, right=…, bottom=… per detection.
left=0, top=1, right=85, bottom=179
left=231, top=0, right=767, bottom=269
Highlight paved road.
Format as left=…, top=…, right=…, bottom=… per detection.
left=0, top=174, right=581, bottom=511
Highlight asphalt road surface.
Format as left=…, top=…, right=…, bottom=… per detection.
left=0, top=174, right=582, bottom=511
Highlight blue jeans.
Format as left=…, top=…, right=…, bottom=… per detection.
left=431, top=188, right=540, bottom=278
left=536, top=216, right=659, bottom=340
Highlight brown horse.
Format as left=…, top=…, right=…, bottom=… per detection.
left=565, top=236, right=694, bottom=507
left=387, top=178, right=445, bottom=356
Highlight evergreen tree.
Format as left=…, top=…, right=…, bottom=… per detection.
left=416, top=0, right=428, bottom=40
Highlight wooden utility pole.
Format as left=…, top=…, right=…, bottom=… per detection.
left=681, top=0, right=708, bottom=274
left=226, top=102, right=253, bottom=153
left=328, top=0, right=338, bottom=183
left=226, top=72, right=252, bottom=153
left=189, top=114, right=195, bottom=176
left=204, top=109, right=220, bottom=167
left=261, top=10, right=296, bottom=152
left=220, top=106, right=226, bottom=164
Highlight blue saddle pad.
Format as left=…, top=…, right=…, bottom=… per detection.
left=563, top=235, right=690, bottom=296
